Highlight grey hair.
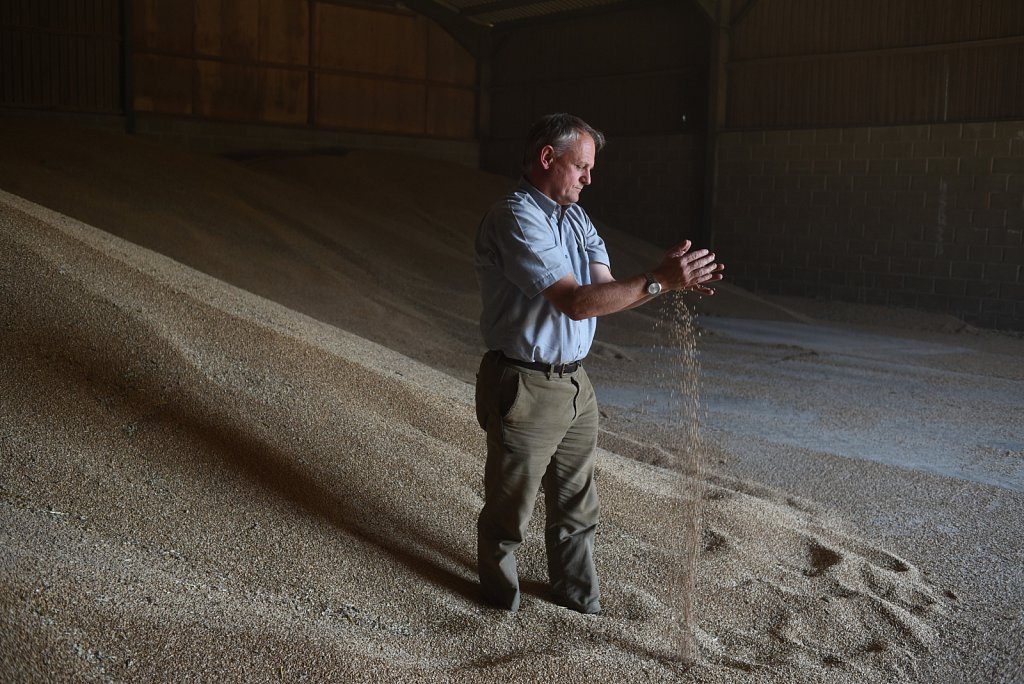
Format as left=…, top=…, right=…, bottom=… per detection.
left=522, top=113, right=605, bottom=172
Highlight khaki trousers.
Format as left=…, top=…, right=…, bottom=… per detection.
left=475, top=350, right=601, bottom=613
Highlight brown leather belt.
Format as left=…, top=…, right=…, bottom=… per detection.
left=500, top=353, right=583, bottom=376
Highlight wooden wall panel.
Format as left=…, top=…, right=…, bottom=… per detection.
left=426, top=85, right=474, bottom=138
left=4, top=0, right=476, bottom=139
left=489, top=1, right=708, bottom=137
left=734, top=0, right=1024, bottom=58
left=0, top=0, right=116, bottom=32
left=426, top=22, right=475, bottom=86
left=258, top=66, right=308, bottom=124
left=133, top=0, right=193, bottom=54
left=132, top=54, right=193, bottom=114
left=195, top=61, right=260, bottom=119
left=316, top=4, right=427, bottom=79
left=0, top=29, right=20, bottom=105
left=729, top=0, right=1024, bottom=128
left=730, top=51, right=954, bottom=127
left=259, top=0, right=308, bottom=65
left=947, top=43, right=1024, bottom=122
left=0, top=0, right=121, bottom=112
left=195, top=0, right=260, bottom=60
left=195, top=61, right=307, bottom=123
left=140, top=0, right=309, bottom=64
left=317, top=73, right=426, bottom=134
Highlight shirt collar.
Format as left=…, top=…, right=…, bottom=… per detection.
left=519, top=177, right=566, bottom=223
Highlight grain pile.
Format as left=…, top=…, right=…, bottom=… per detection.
left=2, top=116, right=1020, bottom=683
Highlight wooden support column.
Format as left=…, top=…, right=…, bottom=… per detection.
left=119, top=0, right=135, bottom=133
left=476, top=30, right=493, bottom=171
left=308, top=0, right=317, bottom=126
left=702, top=0, right=730, bottom=249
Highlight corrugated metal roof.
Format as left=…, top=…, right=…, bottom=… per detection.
left=426, top=0, right=636, bottom=27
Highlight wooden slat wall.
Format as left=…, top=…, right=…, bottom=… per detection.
left=729, top=0, right=1024, bottom=128
left=0, top=0, right=121, bottom=112
left=489, top=1, right=708, bottom=139
left=131, top=0, right=477, bottom=138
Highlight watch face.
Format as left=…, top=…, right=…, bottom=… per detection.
left=644, top=273, right=661, bottom=296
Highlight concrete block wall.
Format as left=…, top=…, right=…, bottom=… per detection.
left=583, top=134, right=704, bottom=248
left=714, top=121, right=1024, bottom=330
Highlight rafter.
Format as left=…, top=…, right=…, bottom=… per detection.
left=731, top=0, right=761, bottom=28
left=396, top=0, right=486, bottom=56
left=459, top=0, right=552, bottom=17
left=689, top=0, right=716, bottom=24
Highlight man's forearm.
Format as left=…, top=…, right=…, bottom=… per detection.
left=542, top=246, right=722, bottom=321
left=546, top=274, right=653, bottom=321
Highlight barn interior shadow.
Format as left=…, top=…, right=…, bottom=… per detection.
left=164, top=394, right=482, bottom=605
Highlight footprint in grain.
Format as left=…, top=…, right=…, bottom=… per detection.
left=702, top=528, right=729, bottom=554
left=805, top=539, right=843, bottom=577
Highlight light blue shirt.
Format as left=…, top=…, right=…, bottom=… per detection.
left=475, top=178, right=610, bottom=364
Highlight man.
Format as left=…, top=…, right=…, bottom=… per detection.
left=474, top=113, right=722, bottom=614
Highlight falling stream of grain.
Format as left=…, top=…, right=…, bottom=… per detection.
left=655, top=292, right=707, bottom=665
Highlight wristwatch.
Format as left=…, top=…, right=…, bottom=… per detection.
left=644, top=272, right=662, bottom=296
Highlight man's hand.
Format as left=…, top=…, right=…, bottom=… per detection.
left=653, top=240, right=724, bottom=295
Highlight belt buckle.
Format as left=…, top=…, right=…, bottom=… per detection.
left=541, top=360, right=578, bottom=377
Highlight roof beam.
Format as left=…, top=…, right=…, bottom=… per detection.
left=731, top=0, right=761, bottom=28
left=460, top=0, right=553, bottom=17
left=396, top=0, right=486, bottom=56
left=689, top=0, right=716, bottom=24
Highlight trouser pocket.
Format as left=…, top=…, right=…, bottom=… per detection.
left=476, top=351, right=524, bottom=430
left=474, top=353, right=493, bottom=430
left=475, top=351, right=499, bottom=430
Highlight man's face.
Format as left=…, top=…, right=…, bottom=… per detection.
left=544, top=133, right=596, bottom=206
